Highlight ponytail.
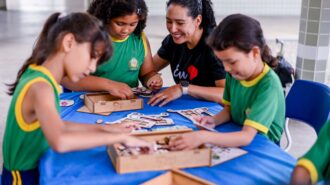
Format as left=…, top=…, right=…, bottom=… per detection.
left=7, top=13, right=60, bottom=95
left=207, top=14, right=277, bottom=67
left=7, top=12, right=112, bottom=95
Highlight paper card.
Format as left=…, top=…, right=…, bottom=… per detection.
left=205, top=144, right=248, bottom=166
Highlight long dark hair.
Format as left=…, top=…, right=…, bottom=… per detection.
left=207, top=14, right=277, bottom=67
left=166, top=0, right=216, bottom=30
left=7, top=12, right=112, bottom=95
left=88, top=0, right=148, bottom=37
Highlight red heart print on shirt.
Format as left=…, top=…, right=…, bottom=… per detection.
left=187, top=65, right=198, bottom=81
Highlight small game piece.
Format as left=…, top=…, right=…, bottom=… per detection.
left=60, top=100, right=74, bottom=107
left=96, top=119, right=103, bottom=124
left=79, top=94, right=84, bottom=100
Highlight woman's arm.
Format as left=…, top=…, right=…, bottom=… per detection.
left=30, top=82, right=147, bottom=153
left=188, top=79, right=225, bottom=103
left=152, top=54, right=170, bottom=72
left=61, top=76, right=134, bottom=99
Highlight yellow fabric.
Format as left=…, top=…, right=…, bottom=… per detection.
left=240, top=64, right=270, bottom=87
left=11, top=171, right=16, bottom=185
left=111, top=35, right=129, bottom=42
left=15, top=78, right=51, bottom=132
left=244, top=119, right=269, bottom=134
left=141, top=32, right=148, bottom=57
left=221, top=98, right=231, bottom=106
left=29, top=64, right=62, bottom=94
left=297, top=158, right=318, bottom=184
left=15, top=171, right=22, bottom=185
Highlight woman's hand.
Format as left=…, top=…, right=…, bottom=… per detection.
left=146, top=73, right=163, bottom=90
left=147, top=84, right=182, bottom=107
left=107, top=81, right=134, bottom=99
left=169, top=131, right=206, bottom=150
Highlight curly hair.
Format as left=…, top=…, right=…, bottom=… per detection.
left=88, top=0, right=148, bottom=37
left=166, top=0, right=216, bottom=30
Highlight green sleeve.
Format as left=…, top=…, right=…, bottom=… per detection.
left=298, top=120, right=330, bottom=183
left=244, top=78, right=280, bottom=134
left=222, top=74, right=231, bottom=105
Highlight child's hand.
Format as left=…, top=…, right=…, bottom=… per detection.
left=105, top=124, right=132, bottom=133
left=123, top=136, right=153, bottom=150
left=146, top=73, right=163, bottom=90
left=195, top=116, right=217, bottom=129
left=169, top=131, right=205, bottom=150
left=108, top=81, right=134, bottom=99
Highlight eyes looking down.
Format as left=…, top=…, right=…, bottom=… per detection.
left=213, top=46, right=261, bottom=81
left=107, top=13, right=139, bottom=40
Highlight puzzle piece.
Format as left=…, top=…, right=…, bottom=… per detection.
left=167, top=107, right=216, bottom=131
left=127, top=112, right=174, bottom=126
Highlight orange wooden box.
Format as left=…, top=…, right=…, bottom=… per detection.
left=84, top=93, right=143, bottom=113
left=108, top=130, right=211, bottom=174
left=142, top=169, right=215, bottom=185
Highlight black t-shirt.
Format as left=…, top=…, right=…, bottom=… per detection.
left=157, top=30, right=226, bottom=87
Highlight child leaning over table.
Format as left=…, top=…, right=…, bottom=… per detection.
left=291, top=119, right=330, bottom=185
left=2, top=12, right=151, bottom=185
left=169, top=14, right=285, bottom=149
left=62, top=0, right=163, bottom=99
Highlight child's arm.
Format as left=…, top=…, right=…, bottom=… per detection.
left=61, top=76, right=134, bottom=99
left=290, top=166, right=311, bottom=185
left=169, top=125, right=258, bottom=150
left=139, top=35, right=163, bottom=90
left=31, top=82, right=148, bottom=152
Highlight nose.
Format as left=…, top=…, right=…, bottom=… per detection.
left=168, top=23, right=177, bottom=33
left=89, top=60, right=97, bottom=73
left=223, top=63, right=231, bottom=72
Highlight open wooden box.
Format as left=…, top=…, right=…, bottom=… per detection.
left=108, top=130, right=211, bottom=173
left=142, top=169, right=215, bottom=185
left=84, top=93, right=143, bottom=113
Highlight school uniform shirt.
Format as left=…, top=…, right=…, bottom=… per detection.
left=222, top=64, right=285, bottom=143
left=296, top=120, right=330, bottom=184
left=157, top=30, right=226, bottom=86
left=3, top=64, right=62, bottom=170
left=93, top=32, right=147, bottom=87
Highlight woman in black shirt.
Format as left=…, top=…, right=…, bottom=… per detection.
left=148, top=0, right=226, bottom=107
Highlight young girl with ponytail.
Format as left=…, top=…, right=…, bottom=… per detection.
left=2, top=12, right=150, bottom=185
left=168, top=14, right=285, bottom=150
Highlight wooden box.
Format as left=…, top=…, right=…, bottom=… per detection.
left=84, top=93, right=143, bottom=113
left=142, top=169, right=215, bottom=185
left=108, top=130, right=211, bottom=174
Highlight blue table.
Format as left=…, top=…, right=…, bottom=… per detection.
left=39, top=92, right=296, bottom=185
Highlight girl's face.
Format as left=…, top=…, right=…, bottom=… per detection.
left=64, top=41, right=103, bottom=82
left=214, top=46, right=260, bottom=81
left=166, top=4, right=201, bottom=44
left=107, top=13, right=139, bottom=40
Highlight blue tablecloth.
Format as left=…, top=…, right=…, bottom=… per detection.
left=39, top=92, right=296, bottom=185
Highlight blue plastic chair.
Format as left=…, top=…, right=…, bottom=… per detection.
left=283, top=79, right=330, bottom=152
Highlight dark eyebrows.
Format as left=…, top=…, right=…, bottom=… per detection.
left=166, top=17, right=185, bottom=22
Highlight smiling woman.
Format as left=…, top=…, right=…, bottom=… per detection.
left=148, top=0, right=226, bottom=107
left=61, top=0, right=163, bottom=99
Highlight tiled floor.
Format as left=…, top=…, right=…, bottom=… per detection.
left=0, top=0, right=327, bottom=169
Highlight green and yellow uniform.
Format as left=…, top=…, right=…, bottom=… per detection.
left=222, top=64, right=285, bottom=143
left=296, top=120, right=330, bottom=184
left=2, top=64, right=61, bottom=177
left=93, top=33, right=148, bottom=87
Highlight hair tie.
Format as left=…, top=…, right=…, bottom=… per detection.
left=137, top=8, right=141, bottom=15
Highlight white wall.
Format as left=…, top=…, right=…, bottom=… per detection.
left=145, top=0, right=301, bottom=16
